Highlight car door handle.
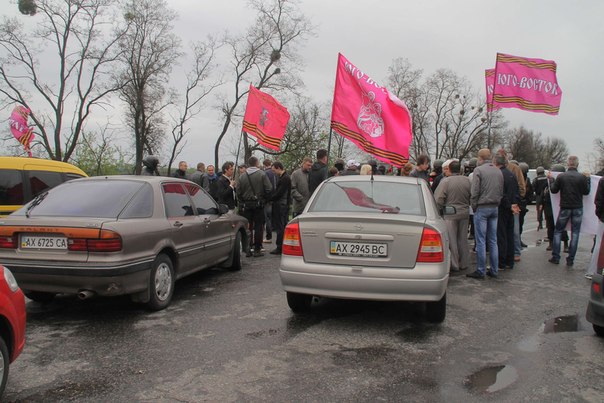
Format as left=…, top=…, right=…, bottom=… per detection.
left=173, top=221, right=184, bottom=227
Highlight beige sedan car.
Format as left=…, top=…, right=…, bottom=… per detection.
left=0, top=176, right=249, bottom=310
left=279, top=175, right=452, bottom=322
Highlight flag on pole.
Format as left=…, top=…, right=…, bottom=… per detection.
left=330, top=53, right=412, bottom=167
left=485, top=69, right=499, bottom=112
left=242, top=85, right=290, bottom=151
left=9, top=105, right=35, bottom=157
left=492, top=53, right=562, bottom=115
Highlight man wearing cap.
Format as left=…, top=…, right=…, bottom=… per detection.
left=532, top=166, right=548, bottom=230
left=342, top=159, right=360, bottom=175
left=434, top=159, right=471, bottom=272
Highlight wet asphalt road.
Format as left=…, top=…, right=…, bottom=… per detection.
left=4, top=207, right=604, bottom=402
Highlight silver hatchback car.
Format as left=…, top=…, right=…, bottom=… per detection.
left=279, top=175, right=452, bottom=322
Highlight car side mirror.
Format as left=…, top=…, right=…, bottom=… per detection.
left=218, top=204, right=229, bottom=215
left=441, top=205, right=456, bottom=216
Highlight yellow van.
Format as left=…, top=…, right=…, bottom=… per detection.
left=0, top=157, right=87, bottom=217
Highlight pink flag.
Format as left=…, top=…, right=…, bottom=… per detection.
left=9, top=105, right=35, bottom=156
left=485, top=69, right=500, bottom=112
left=331, top=53, right=412, bottom=167
left=492, top=53, right=562, bottom=115
left=242, top=85, right=290, bottom=151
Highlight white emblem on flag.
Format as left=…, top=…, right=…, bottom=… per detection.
left=357, top=91, right=384, bottom=138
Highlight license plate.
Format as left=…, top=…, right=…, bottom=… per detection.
left=330, top=241, right=387, bottom=258
left=21, top=235, right=68, bottom=250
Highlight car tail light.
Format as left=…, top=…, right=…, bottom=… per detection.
left=593, top=282, right=601, bottom=296
left=416, top=227, right=444, bottom=263
left=68, top=230, right=122, bottom=252
left=0, top=235, right=17, bottom=249
left=282, top=222, right=303, bottom=256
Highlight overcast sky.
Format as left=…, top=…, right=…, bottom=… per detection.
left=169, top=0, right=603, bottom=169
left=5, top=0, right=604, bottom=169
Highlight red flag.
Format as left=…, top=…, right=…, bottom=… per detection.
left=242, top=85, right=290, bottom=151
left=330, top=53, right=412, bottom=167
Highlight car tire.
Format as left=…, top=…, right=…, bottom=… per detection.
left=226, top=232, right=243, bottom=272
left=24, top=291, right=55, bottom=304
left=286, top=292, right=312, bottom=313
left=425, top=292, right=446, bottom=323
left=593, top=324, right=604, bottom=337
left=0, top=336, right=9, bottom=398
left=146, top=254, right=175, bottom=311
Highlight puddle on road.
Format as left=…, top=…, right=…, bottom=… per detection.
left=465, top=365, right=518, bottom=393
left=543, top=314, right=579, bottom=333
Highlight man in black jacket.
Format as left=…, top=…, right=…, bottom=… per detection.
left=495, top=154, right=520, bottom=272
left=215, top=161, right=236, bottom=210
left=309, top=149, right=328, bottom=194
left=268, top=161, right=291, bottom=255
left=548, top=156, right=591, bottom=266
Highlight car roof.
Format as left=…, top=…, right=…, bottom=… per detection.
left=70, top=175, right=195, bottom=184
left=0, top=156, right=87, bottom=176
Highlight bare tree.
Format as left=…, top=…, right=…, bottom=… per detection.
left=117, top=0, right=182, bottom=174
left=593, top=138, right=604, bottom=173
left=0, top=0, right=126, bottom=161
left=271, top=98, right=327, bottom=171
left=214, top=0, right=314, bottom=167
left=387, top=62, right=501, bottom=162
left=166, top=39, right=221, bottom=175
left=504, top=126, right=569, bottom=168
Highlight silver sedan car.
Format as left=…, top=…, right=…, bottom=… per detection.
left=0, top=176, right=249, bottom=310
left=279, top=175, right=452, bottom=322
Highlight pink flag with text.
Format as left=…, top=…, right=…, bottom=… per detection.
left=492, top=53, right=562, bottom=115
left=330, top=53, right=412, bottom=167
left=485, top=69, right=499, bottom=112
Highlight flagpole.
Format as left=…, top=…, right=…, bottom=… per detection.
left=234, top=130, right=244, bottom=180
left=326, top=128, right=333, bottom=166
left=487, top=111, right=492, bottom=150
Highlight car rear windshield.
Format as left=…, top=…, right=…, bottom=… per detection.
left=13, top=180, right=146, bottom=218
left=309, top=181, right=425, bottom=215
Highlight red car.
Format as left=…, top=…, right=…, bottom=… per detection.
left=0, top=264, right=26, bottom=397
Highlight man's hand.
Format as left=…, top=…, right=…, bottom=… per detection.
left=512, top=204, right=520, bottom=215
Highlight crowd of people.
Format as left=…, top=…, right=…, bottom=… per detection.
left=139, top=149, right=603, bottom=277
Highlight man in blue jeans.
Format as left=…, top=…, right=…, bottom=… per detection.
left=548, top=155, right=591, bottom=266
left=467, top=148, right=504, bottom=280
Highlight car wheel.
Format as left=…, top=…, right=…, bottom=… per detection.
left=146, top=254, right=175, bottom=311
left=0, top=336, right=9, bottom=398
left=226, top=232, right=243, bottom=271
left=286, top=292, right=312, bottom=313
left=425, top=292, right=446, bottom=323
left=24, top=291, right=55, bottom=304
left=593, top=324, right=604, bottom=337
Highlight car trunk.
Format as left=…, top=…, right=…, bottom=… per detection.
left=0, top=216, right=115, bottom=263
left=297, top=213, right=427, bottom=268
